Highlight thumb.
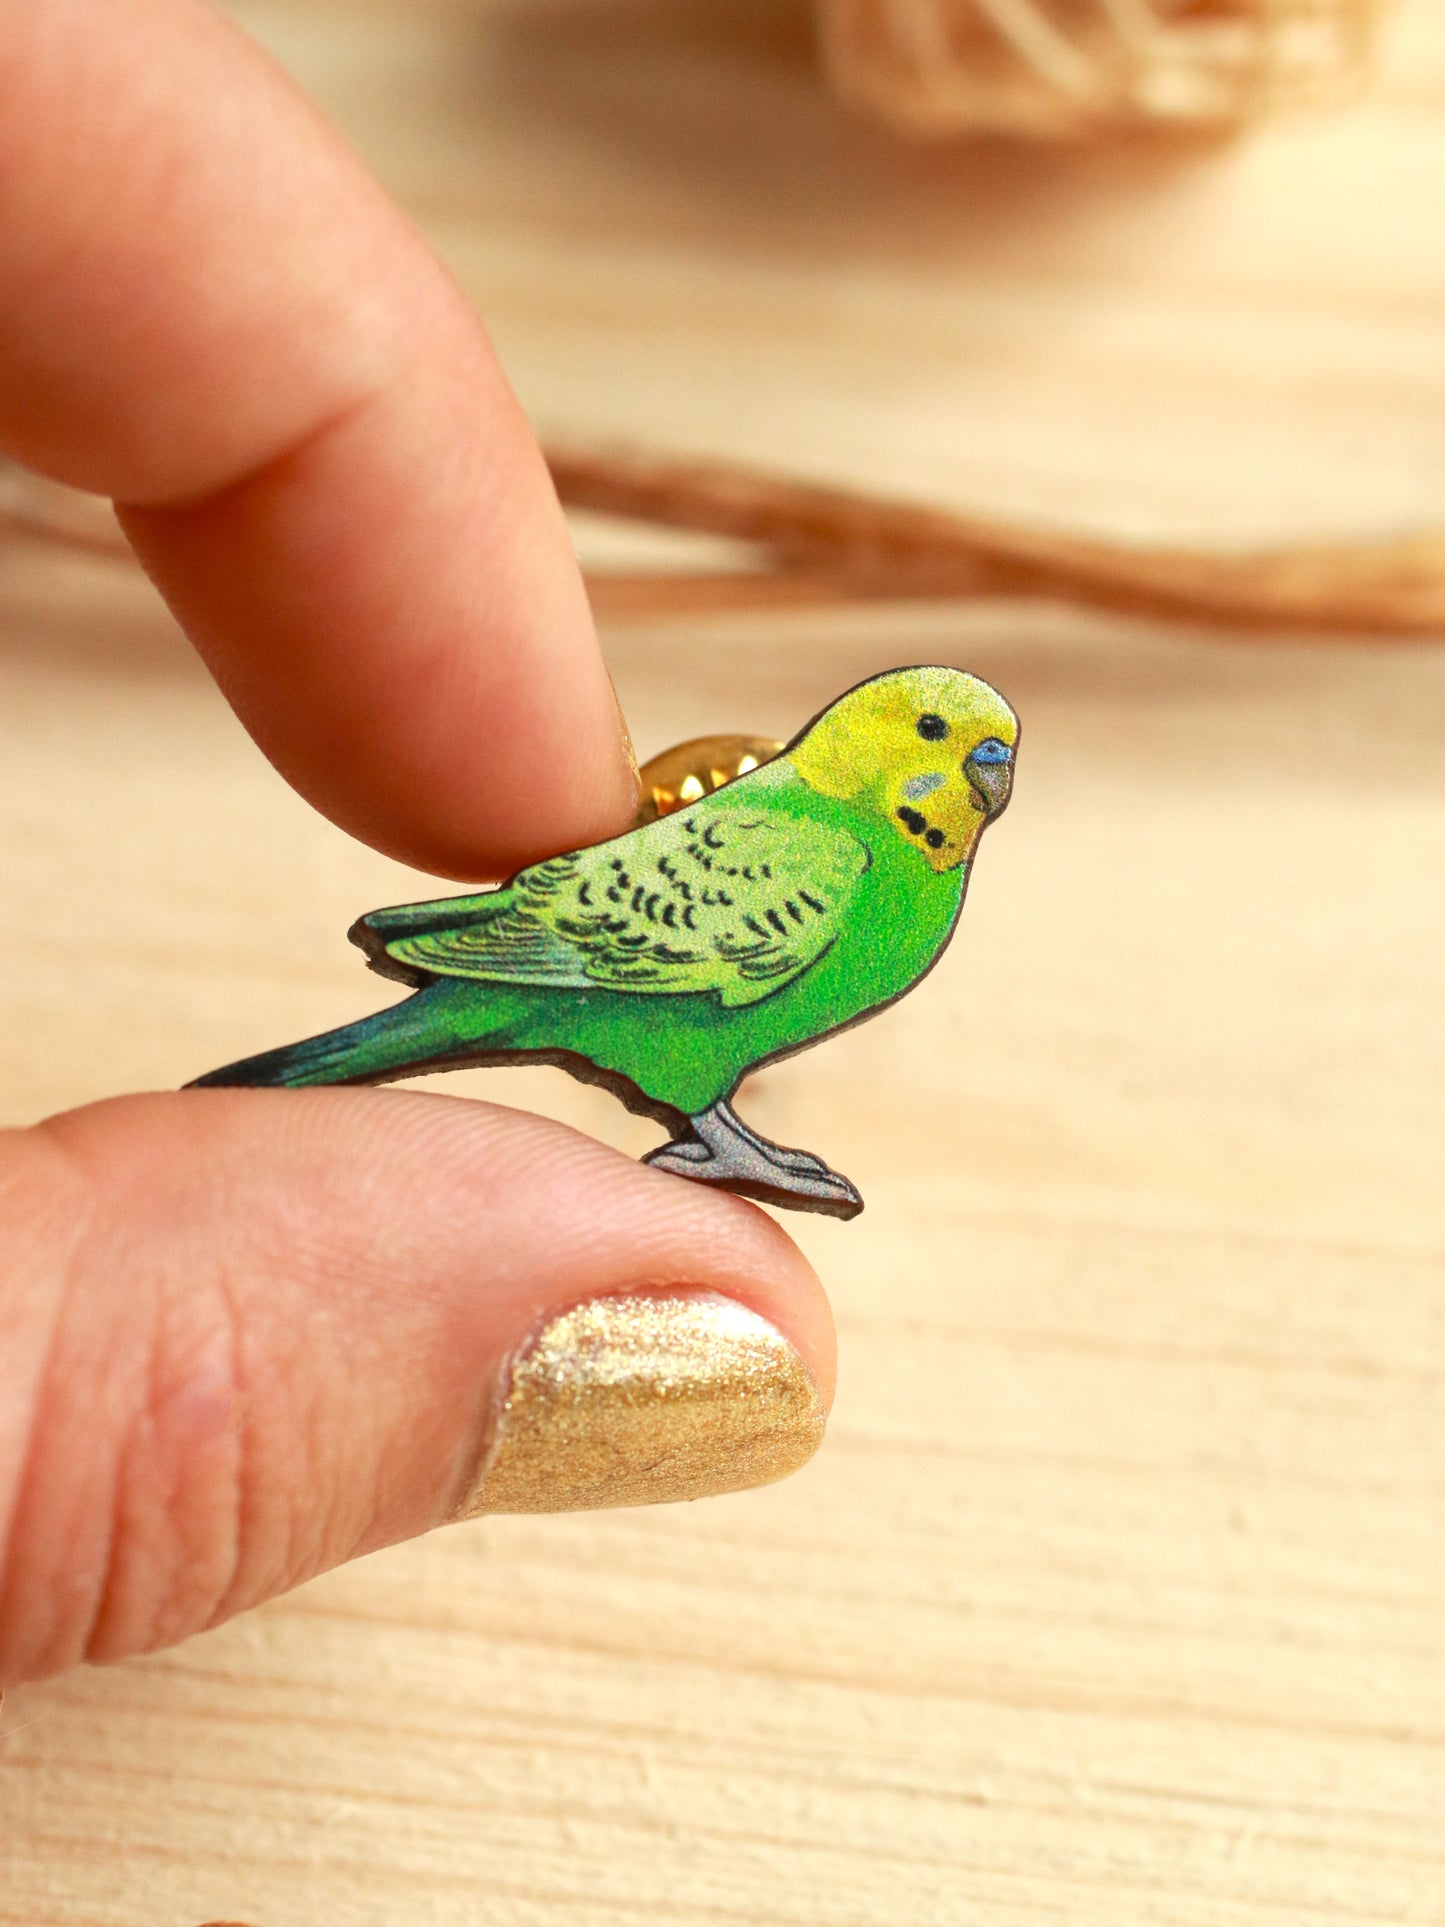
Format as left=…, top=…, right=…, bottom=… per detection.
left=0, top=1089, right=833, bottom=1688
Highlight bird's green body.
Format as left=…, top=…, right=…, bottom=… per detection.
left=261, top=768, right=965, bottom=1121
left=194, top=666, right=1018, bottom=1217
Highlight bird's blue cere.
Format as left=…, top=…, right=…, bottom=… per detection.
left=969, top=738, right=1013, bottom=765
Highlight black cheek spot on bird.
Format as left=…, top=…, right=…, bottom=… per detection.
left=925, top=828, right=946, bottom=849
left=917, top=713, right=948, bottom=741
left=897, top=806, right=928, bottom=835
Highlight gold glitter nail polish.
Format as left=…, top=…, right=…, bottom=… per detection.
left=456, top=1293, right=827, bottom=1516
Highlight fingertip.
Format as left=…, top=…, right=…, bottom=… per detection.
left=0, top=1089, right=835, bottom=1684
left=2, top=0, right=636, bottom=877
left=118, top=369, right=638, bottom=877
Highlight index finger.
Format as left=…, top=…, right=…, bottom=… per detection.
left=0, top=0, right=636, bottom=878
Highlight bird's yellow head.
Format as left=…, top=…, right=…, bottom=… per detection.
left=789, top=666, right=1018, bottom=872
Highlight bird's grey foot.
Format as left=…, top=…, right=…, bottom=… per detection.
left=722, top=1106, right=835, bottom=1176
left=645, top=1100, right=862, bottom=1220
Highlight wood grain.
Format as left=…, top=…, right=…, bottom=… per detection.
left=215, top=0, right=1445, bottom=551
left=1, top=0, right=1443, bottom=1921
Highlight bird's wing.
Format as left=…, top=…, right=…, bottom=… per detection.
left=376, top=796, right=869, bottom=1007
left=352, top=863, right=596, bottom=988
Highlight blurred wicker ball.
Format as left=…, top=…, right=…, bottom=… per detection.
left=817, top=0, right=1391, bottom=138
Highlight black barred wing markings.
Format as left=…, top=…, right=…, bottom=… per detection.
left=382, top=802, right=869, bottom=1008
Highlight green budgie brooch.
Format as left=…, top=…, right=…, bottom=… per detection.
left=192, top=666, right=1018, bottom=1219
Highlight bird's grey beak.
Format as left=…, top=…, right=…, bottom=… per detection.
left=963, top=750, right=1014, bottom=819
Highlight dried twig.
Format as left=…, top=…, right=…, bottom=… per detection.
left=552, top=446, right=1445, bottom=635
left=0, top=463, right=130, bottom=558
left=4, top=449, right=1442, bottom=636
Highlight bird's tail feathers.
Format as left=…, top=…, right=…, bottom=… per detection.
left=187, top=991, right=464, bottom=1090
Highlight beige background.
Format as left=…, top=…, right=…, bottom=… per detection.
left=2, top=1, right=1443, bottom=1921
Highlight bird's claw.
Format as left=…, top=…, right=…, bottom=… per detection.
left=754, top=1144, right=832, bottom=1175
left=646, top=1149, right=863, bottom=1220
left=645, top=1105, right=863, bottom=1219
left=645, top=1138, right=711, bottom=1165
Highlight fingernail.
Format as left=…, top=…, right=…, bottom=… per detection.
left=605, top=670, right=642, bottom=804
left=455, top=1293, right=827, bottom=1517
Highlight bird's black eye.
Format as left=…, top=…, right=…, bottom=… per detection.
left=917, top=713, right=948, bottom=741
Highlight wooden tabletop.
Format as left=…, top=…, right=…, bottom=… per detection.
left=2, top=2, right=1443, bottom=1922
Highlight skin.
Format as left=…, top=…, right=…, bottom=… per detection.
left=0, top=0, right=833, bottom=1692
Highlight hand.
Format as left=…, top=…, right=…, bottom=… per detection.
left=0, top=0, right=833, bottom=1690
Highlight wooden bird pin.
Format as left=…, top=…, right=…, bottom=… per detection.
left=192, top=666, right=1019, bottom=1218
